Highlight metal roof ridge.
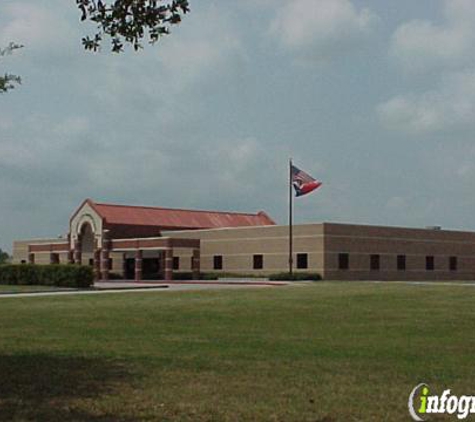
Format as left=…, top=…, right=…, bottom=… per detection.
left=93, top=201, right=268, bottom=217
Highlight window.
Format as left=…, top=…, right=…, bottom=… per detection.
left=253, top=254, right=263, bottom=270
left=449, top=256, right=457, bottom=271
left=370, top=254, right=380, bottom=271
left=21, top=260, right=26, bottom=264
left=213, top=255, right=223, bottom=270
left=397, top=255, right=406, bottom=271
left=426, top=256, right=434, bottom=271
left=296, top=253, right=308, bottom=269
left=338, top=253, right=349, bottom=270
left=173, top=257, right=180, bottom=270
left=89, top=258, right=94, bottom=266
left=108, top=258, right=113, bottom=270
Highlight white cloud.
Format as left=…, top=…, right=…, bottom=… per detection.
left=0, top=114, right=90, bottom=171
left=390, top=0, right=475, bottom=72
left=378, top=68, right=475, bottom=134
left=80, top=4, right=245, bottom=110
left=381, top=0, right=475, bottom=133
left=270, top=0, right=377, bottom=59
left=5, top=0, right=475, bottom=251
left=377, top=92, right=445, bottom=133
left=159, top=21, right=243, bottom=80
left=0, top=2, right=77, bottom=51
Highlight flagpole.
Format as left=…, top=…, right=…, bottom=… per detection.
left=289, top=158, right=293, bottom=276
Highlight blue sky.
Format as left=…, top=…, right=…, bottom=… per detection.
left=1, top=0, right=475, bottom=251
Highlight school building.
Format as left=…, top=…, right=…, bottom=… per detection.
left=12, top=199, right=475, bottom=281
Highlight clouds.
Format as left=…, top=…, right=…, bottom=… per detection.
left=389, top=19, right=472, bottom=73
left=378, top=70, right=475, bottom=133
left=78, top=4, right=246, bottom=114
left=377, top=94, right=442, bottom=133
left=270, top=0, right=378, bottom=61
left=0, top=2, right=78, bottom=52
left=3, top=0, right=475, bottom=252
left=0, top=0, right=283, bottom=249
left=0, top=113, right=91, bottom=185
left=379, top=0, right=475, bottom=133
left=389, top=0, right=475, bottom=73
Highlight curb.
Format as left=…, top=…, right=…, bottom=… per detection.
left=100, top=280, right=288, bottom=287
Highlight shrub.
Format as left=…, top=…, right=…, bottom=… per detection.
left=204, top=272, right=268, bottom=280
left=212, top=272, right=268, bottom=279
left=172, top=272, right=194, bottom=280
left=142, top=272, right=162, bottom=280
left=199, top=273, right=220, bottom=280
left=0, top=265, right=94, bottom=288
left=171, top=272, right=278, bottom=281
left=172, top=272, right=219, bottom=280
left=268, top=272, right=321, bottom=281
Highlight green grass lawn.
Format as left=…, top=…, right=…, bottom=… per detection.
left=0, top=285, right=75, bottom=293
left=1, top=282, right=474, bottom=421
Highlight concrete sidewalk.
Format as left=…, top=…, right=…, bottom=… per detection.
left=0, top=280, right=287, bottom=299
left=95, top=280, right=288, bottom=289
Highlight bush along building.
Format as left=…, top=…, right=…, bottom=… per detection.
left=13, top=199, right=475, bottom=281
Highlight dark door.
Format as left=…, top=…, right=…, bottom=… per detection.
left=125, top=258, right=135, bottom=280
left=143, top=258, right=161, bottom=280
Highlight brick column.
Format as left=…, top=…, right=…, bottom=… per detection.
left=192, top=248, right=200, bottom=280
left=122, top=253, right=127, bottom=279
left=28, top=253, right=35, bottom=265
left=101, top=248, right=110, bottom=281
left=74, top=240, right=82, bottom=265
left=157, top=251, right=164, bottom=279
left=135, top=249, right=143, bottom=282
left=164, top=248, right=173, bottom=281
left=93, top=249, right=101, bottom=281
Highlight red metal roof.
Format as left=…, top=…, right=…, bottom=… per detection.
left=88, top=200, right=275, bottom=230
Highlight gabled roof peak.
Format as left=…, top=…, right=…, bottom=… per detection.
left=71, top=199, right=275, bottom=230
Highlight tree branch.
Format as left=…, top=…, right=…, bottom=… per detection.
left=77, top=0, right=190, bottom=53
left=0, top=43, right=23, bottom=94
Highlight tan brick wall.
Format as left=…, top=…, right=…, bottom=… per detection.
left=323, top=223, right=475, bottom=280
left=13, top=222, right=475, bottom=281
left=13, top=239, right=68, bottom=264
left=171, top=248, right=193, bottom=272
left=167, top=224, right=324, bottom=275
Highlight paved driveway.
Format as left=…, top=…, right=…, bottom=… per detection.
left=0, top=280, right=287, bottom=299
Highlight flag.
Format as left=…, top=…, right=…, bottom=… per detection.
left=291, top=164, right=322, bottom=197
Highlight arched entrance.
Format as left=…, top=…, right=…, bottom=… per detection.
left=79, top=222, right=95, bottom=266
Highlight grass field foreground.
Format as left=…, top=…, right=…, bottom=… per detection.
left=1, top=282, right=474, bottom=421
